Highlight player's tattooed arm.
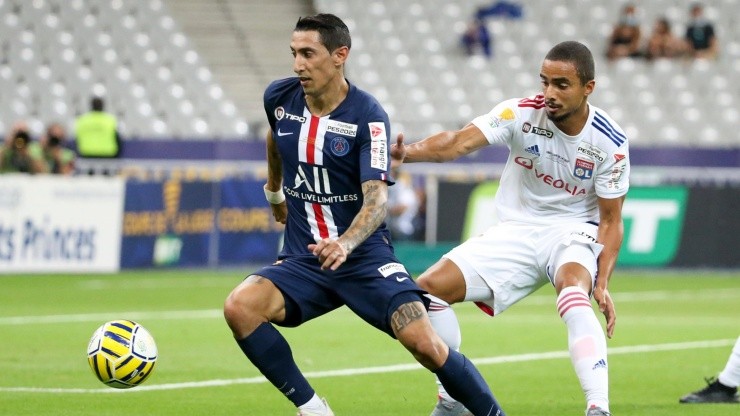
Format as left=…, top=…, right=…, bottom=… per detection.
left=265, top=131, right=287, bottom=223
left=337, top=179, right=388, bottom=255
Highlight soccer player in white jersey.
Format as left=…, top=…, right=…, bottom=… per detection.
left=223, top=13, right=505, bottom=416
left=392, top=41, right=629, bottom=416
left=680, top=336, right=740, bottom=403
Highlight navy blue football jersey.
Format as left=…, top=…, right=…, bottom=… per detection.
left=264, top=78, right=394, bottom=257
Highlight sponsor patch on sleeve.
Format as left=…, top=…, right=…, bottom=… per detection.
left=369, top=122, right=388, bottom=170
left=486, top=107, right=517, bottom=129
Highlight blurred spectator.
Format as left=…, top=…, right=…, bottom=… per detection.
left=0, top=121, right=47, bottom=174
left=75, top=96, right=121, bottom=158
left=684, top=3, right=718, bottom=60
left=461, top=18, right=492, bottom=58
left=412, top=183, right=426, bottom=241
left=387, top=166, right=420, bottom=242
left=645, top=17, right=684, bottom=60
left=41, top=122, right=76, bottom=175
left=606, top=3, right=642, bottom=61
left=475, top=1, right=523, bottom=20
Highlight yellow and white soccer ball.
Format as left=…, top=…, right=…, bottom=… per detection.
left=87, top=320, right=158, bottom=389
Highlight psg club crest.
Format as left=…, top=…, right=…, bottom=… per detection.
left=573, top=158, right=594, bottom=180
left=330, top=136, right=350, bottom=156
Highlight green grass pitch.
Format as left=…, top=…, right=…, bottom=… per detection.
left=1, top=269, right=738, bottom=415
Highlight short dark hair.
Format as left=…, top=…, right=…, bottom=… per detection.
left=294, top=13, right=351, bottom=53
left=91, top=96, right=104, bottom=111
left=545, top=41, right=595, bottom=85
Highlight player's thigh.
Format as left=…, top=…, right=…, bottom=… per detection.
left=445, top=224, right=545, bottom=314
left=336, top=259, right=428, bottom=338
left=546, top=223, right=603, bottom=294
left=226, top=274, right=286, bottom=319
left=255, top=258, right=343, bottom=327
left=416, top=257, right=467, bottom=303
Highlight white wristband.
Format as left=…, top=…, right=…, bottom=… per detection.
left=264, top=185, right=286, bottom=204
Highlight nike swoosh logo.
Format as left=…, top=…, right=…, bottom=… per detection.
left=276, top=129, right=292, bottom=137
left=396, top=276, right=409, bottom=282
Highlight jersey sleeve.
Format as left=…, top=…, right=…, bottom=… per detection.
left=263, top=82, right=278, bottom=131
left=358, top=101, right=393, bottom=185
left=470, top=98, right=521, bottom=146
left=263, top=78, right=295, bottom=132
left=594, top=142, right=630, bottom=199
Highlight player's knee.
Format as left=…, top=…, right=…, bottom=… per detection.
left=400, top=331, right=448, bottom=369
left=223, top=286, right=264, bottom=333
left=417, top=274, right=460, bottom=304
left=416, top=274, right=447, bottom=297
left=223, top=290, right=248, bottom=328
left=416, top=259, right=467, bottom=303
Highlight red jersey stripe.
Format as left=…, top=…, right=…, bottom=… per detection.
left=311, top=203, right=330, bottom=239
left=518, top=103, right=546, bottom=109
left=306, top=115, right=320, bottom=165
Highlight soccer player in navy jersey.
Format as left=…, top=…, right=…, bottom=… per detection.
left=392, top=41, right=628, bottom=416
left=223, top=14, right=505, bottom=416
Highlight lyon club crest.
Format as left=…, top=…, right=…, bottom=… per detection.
left=573, top=158, right=594, bottom=180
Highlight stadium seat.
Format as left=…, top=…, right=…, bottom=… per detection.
left=0, top=0, right=248, bottom=139
left=1, top=0, right=737, bottom=145
left=311, top=0, right=739, bottom=147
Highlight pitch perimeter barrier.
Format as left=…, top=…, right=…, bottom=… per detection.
left=0, top=175, right=736, bottom=273
left=121, top=178, right=283, bottom=268
left=0, top=175, right=124, bottom=273
left=404, top=180, right=739, bottom=272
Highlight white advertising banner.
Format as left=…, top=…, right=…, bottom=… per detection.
left=0, top=174, right=124, bottom=273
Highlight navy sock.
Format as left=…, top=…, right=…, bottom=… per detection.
left=236, top=322, right=314, bottom=407
left=434, top=349, right=506, bottom=416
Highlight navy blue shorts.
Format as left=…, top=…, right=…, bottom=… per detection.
left=252, top=253, right=428, bottom=338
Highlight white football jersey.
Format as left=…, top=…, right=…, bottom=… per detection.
left=471, top=94, right=630, bottom=225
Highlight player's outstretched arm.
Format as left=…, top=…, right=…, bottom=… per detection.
left=399, top=123, right=489, bottom=163
left=309, top=180, right=388, bottom=270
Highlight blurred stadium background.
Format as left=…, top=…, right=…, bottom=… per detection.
left=0, top=2, right=738, bottom=415
left=1, top=0, right=738, bottom=143
left=0, top=0, right=738, bottom=269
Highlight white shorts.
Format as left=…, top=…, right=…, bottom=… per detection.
left=444, top=221, right=603, bottom=316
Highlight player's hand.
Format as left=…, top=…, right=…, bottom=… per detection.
left=269, top=201, right=287, bottom=224
left=390, top=133, right=406, bottom=170
left=593, top=286, right=616, bottom=338
left=308, top=238, right=348, bottom=271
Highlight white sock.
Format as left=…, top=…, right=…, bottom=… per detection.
left=426, top=294, right=461, bottom=402
left=298, top=394, right=327, bottom=414
left=718, top=336, right=740, bottom=388
left=557, top=286, right=609, bottom=412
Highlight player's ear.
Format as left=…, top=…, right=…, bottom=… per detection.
left=584, top=79, right=595, bottom=97
left=333, top=45, right=349, bottom=67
